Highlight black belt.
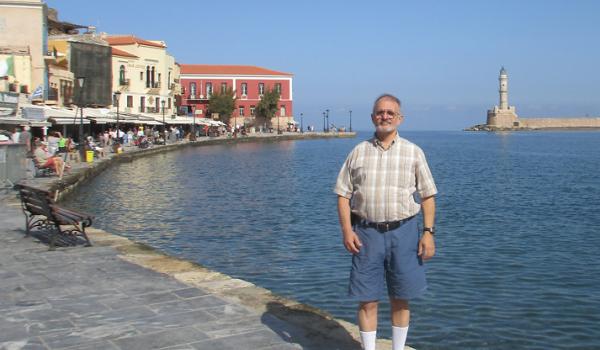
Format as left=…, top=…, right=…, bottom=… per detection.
left=353, top=214, right=415, bottom=233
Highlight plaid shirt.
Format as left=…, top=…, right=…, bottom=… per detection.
left=334, top=134, right=437, bottom=223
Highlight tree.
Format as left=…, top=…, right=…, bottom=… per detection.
left=207, top=88, right=236, bottom=126
left=254, top=87, right=280, bottom=130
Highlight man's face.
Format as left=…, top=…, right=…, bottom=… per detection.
left=371, top=98, right=403, bottom=134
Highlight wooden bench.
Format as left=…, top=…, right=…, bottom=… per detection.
left=16, top=184, right=93, bottom=250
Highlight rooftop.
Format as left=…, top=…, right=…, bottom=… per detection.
left=180, top=64, right=292, bottom=76
left=104, top=35, right=166, bottom=48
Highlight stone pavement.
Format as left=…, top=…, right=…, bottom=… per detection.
left=0, top=196, right=373, bottom=350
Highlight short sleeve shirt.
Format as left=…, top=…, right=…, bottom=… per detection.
left=334, top=134, right=437, bottom=222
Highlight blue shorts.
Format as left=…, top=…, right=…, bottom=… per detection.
left=349, top=216, right=427, bottom=301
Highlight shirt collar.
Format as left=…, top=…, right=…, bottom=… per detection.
left=371, top=132, right=400, bottom=150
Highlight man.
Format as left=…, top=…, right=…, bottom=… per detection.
left=33, top=140, right=65, bottom=178
left=334, top=94, right=437, bottom=350
left=20, top=126, right=32, bottom=153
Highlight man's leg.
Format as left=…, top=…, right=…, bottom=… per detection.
left=390, top=298, right=410, bottom=350
left=358, top=301, right=378, bottom=350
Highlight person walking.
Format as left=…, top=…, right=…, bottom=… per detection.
left=334, top=93, right=437, bottom=350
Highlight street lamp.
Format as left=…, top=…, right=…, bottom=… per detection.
left=161, top=100, right=166, bottom=144
left=277, top=110, right=281, bottom=135
left=77, top=77, right=86, bottom=158
left=349, top=110, right=352, bottom=132
left=326, top=109, right=330, bottom=132
left=113, top=91, right=121, bottom=145
left=300, top=112, right=303, bottom=133
left=191, top=105, right=196, bottom=141
left=323, top=111, right=326, bottom=132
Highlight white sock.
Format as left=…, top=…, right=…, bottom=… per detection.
left=392, top=325, right=409, bottom=350
left=359, top=330, right=377, bottom=350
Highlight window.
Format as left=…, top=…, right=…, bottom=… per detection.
left=241, top=83, right=248, bottom=95
left=275, top=83, right=282, bottom=94
left=168, top=97, right=171, bottom=109
left=127, top=95, right=133, bottom=108
left=140, top=71, right=144, bottom=81
left=151, top=66, right=156, bottom=87
left=258, top=83, right=265, bottom=95
left=206, top=82, right=213, bottom=98
left=168, top=72, right=171, bottom=89
left=221, top=82, right=227, bottom=94
left=280, top=105, right=286, bottom=117
left=140, top=96, right=145, bottom=112
left=250, top=105, right=255, bottom=116
left=158, top=73, right=162, bottom=88
left=155, top=97, right=160, bottom=111
left=190, top=82, right=196, bottom=97
left=239, top=106, right=245, bottom=116
left=119, top=65, right=126, bottom=84
left=146, top=66, right=150, bottom=87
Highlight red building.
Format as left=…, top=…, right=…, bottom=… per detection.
left=179, top=64, right=293, bottom=129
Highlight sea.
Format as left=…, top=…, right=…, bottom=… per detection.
left=64, top=131, right=600, bottom=350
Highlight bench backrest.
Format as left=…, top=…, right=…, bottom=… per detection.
left=17, top=185, right=55, bottom=219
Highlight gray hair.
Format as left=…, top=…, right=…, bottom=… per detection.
left=372, top=93, right=401, bottom=115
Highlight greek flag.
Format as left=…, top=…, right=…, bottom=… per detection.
left=29, top=85, right=43, bottom=101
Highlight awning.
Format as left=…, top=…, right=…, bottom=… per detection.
left=49, top=116, right=90, bottom=125
left=164, top=117, right=196, bottom=125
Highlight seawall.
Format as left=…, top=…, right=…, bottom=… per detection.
left=10, top=132, right=407, bottom=349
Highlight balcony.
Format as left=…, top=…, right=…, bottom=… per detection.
left=119, top=78, right=130, bottom=86
left=146, top=107, right=159, bottom=114
left=146, top=81, right=161, bottom=94
left=187, top=94, right=209, bottom=101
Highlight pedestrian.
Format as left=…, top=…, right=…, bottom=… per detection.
left=11, top=127, right=21, bottom=143
left=20, top=126, right=32, bottom=153
left=334, top=94, right=437, bottom=350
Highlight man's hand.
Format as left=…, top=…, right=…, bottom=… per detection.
left=343, top=230, right=362, bottom=254
left=418, top=232, right=435, bottom=260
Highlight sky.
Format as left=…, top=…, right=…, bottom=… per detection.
left=45, top=0, right=600, bottom=131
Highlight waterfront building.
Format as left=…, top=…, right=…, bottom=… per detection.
left=103, top=35, right=179, bottom=121
left=0, top=0, right=47, bottom=97
left=179, top=64, right=293, bottom=129
left=48, top=31, right=112, bottom=107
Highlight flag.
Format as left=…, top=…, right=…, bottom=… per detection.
left=0, top=56, right=14, bottom=77
left=29, top=85, right=43, bottom=102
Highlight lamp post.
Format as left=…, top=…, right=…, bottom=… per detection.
left=234, top=110, right=237, bottom=138
left=191, top=105, right=196, bottom=141
left=349, top=109, right=352, bottom=132
left=323, top=111, right=326, bottom=132
left=161, top=100, right=166, bottom=144
left=277, top=110, right=281, bottom=135
left=77, top=77, right=86, bottom=158
left=326, top=109, right=330, bottom=132
left=300, top=112, right=303, bottom=133
left=113, top=91, right=121, bottom=145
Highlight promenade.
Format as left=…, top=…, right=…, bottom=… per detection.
left=0, top=132, right=404, bottom=350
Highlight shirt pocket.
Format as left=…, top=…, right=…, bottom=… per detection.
left=350, top=166, right=367, bottom=186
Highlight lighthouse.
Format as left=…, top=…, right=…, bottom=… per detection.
left=499, top=67, right=508, bottom=110
left=486, top=67, right=518, bottom=128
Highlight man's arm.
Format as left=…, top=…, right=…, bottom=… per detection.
left=418, top=195, right=436, bottom=260
left=337, top=196, right=362, bottom=254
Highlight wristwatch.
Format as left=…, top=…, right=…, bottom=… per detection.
left=423, top=227, right=435, bottom=235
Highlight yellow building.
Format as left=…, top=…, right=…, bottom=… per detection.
left=0, top=0, right=47, bottom=96
left=103, top=35, right=179, bottom=121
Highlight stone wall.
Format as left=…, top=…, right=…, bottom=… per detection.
left=519, top=118, right=600, bottom=129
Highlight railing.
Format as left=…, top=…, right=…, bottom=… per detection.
left=119, top=78, right=130, bottom=86
left=146, top=107, right=159, bottom=113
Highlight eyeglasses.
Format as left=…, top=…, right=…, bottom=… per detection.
left=373, top=109, right=403, bottom=119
